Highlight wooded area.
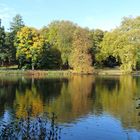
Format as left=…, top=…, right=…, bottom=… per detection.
left=1, top=15, right=140, bottom=72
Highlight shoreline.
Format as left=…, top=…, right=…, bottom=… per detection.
left=0, top=69, right=140, bottom=76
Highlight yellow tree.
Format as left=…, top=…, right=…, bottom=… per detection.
left=15, top=26, right=45, bottom=70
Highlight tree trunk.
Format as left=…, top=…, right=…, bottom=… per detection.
left=1, top=61, right=3, bottom=67
left=32, top=63, right=34, bottom=70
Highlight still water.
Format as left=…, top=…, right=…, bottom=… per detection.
left=0, top=75, right=140, bottom=140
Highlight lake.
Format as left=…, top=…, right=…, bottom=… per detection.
left=0, top=75, right=140, bottom=140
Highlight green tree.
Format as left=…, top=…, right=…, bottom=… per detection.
left=47, top=20, right=76, bottom=68
left=4, top=32, right=16, bottom=65
left=90, top=29, right=105, bottom=66
left=96, top=30, right=121, bottom=66
left=37, top=27, right=62, bottom=69
left=38, top=48, right=62, bottom=69
left=0, top=23, right=7, bottom=66
left=10, top=14, right=24, bottom=34
left=8, top=14, right=25, bottom=65
left=97, top=16, right=140, bottom=72
left=69, top=27, right=93, bottom=73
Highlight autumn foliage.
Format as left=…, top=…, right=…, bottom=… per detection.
left=2, top=14, right=140, bottom=72
left=69, top=28, right=94, bottom=73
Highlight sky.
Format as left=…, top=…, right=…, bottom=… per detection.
left=0, top=0, right=140, bottom=31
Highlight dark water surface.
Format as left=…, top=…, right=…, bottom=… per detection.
left=0, top=75, right=140, bottom=140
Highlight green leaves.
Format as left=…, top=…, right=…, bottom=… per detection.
left=97, top=17, right=140, bottom=72
left=47, top=21, right=77, bottom=68
left=10, top=14, right=24, bottom=33
left=3, top=14, right=140, bottom=72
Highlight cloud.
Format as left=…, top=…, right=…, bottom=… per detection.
left=0, top=4, right=16, bottom=28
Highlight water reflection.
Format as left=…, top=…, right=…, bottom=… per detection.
left=45, top=76, right=95, bottom=122
left=95, top=76, right=140, bottom=130
left=0, top=75, right=140, bottom=139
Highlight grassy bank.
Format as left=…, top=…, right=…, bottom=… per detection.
left=0, top=70, right=72, bottom=77
left=0, top=69, right=135, bottom=76
left=0, top=65, right=140, bottom=76
left=94, top=69, right=126, bottom=76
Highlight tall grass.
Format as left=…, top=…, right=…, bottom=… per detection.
left=0, top=107, right=61, bottom=140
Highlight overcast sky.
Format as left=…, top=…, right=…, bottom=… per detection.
left=0, top=0, right=140, bottom=31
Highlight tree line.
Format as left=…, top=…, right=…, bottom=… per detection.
left=1, top=14, right=140, bottom=72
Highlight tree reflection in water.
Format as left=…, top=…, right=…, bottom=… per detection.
left=0, top=75, right=140, bottom=139
left=0, top=106, right=61, bottom=140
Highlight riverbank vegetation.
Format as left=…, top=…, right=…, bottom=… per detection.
left=1, top=15, right=140, bottom=73
left=0, top=108, right=61, bottom=140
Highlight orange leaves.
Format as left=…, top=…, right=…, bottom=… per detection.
left=69, top=27, right=93, bottom=73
